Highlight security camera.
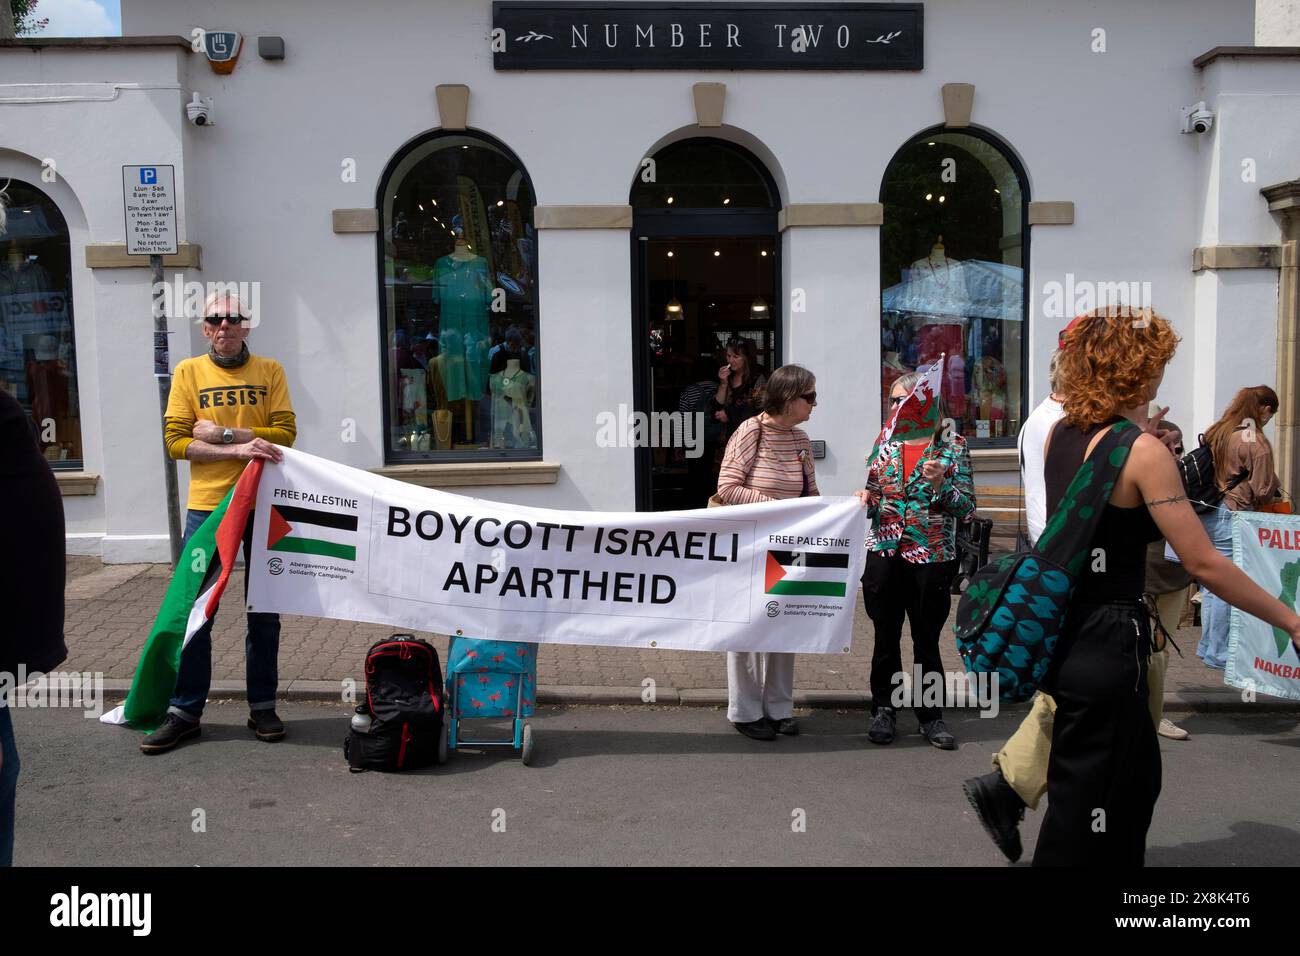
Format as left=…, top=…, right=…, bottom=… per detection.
left=1180, top=101, right=1213, bottom=134
left=186, top=92, right=214, bottom=127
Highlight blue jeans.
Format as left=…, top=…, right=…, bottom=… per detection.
left=169, top=509, right=280, bottom=721
left=1197, top=507, right=1235, bottom=670
left=0, top=703, right=17, bottom=867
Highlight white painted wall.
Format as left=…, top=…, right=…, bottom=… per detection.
left=783, top=224, right=879, bottom=487
left=6, top=0, right=1282, bottom=558
left=0, top=47, right=193, bottom=560
left=1192, top=55, right=1300, bottom=440
left=114, top=0, right=1253, bottom=496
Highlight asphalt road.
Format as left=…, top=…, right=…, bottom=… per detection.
left=10, top=701, right=1300, bottom=866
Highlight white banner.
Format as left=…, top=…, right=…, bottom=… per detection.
left=1228, top=511, right=1300, bottom=701
left=245, top=448, right=868, bottom=654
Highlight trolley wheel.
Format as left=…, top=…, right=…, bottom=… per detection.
left=520, top=723, right=534, bottom=766
left=436, top=723, right=449, bottom=765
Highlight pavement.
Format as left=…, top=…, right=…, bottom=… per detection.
left=12, top=700, right=1300, bottom=866
left=61, top=554, right=1297, bottom=713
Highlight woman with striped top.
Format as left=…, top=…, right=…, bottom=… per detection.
left=716, top=364, right=821, bottom=741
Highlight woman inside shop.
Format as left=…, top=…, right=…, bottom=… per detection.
left=1030, top=312, right=1300, bottom=866
left=716, top=364, right=821, bottom=741
left=862, top=372, right=975, bottom=752
left=1192, top=385, right=1281, bottom=670
left=712, top=336, right=767, bottom=444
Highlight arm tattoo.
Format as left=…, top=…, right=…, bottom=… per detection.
left=1145, top=494, right=1188, bottom=507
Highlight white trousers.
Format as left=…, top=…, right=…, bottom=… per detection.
left=727, top=651, right=795, bottom=723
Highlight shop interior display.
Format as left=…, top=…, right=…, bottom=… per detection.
left=382, top=138, right=539, bottom=457
left=490, top=358, right=537, bottom=449
left=0, top=189, right=82, bottom=465
left=879, top=131, right=1027, bottom=443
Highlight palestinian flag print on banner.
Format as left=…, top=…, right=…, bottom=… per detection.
left=99, top=460, right=264, bottom=730
left=764, top=550, right=851, bottom=597
left=267, top=504, right=358, bottom=561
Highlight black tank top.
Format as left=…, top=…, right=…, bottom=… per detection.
left=1045, top=417, right=1161, bottom=603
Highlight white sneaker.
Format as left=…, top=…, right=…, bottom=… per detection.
left=1158, top=718, right=1190, bottom=740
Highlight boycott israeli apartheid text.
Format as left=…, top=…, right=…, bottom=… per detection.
left=246, top=447, right=868, bottom=655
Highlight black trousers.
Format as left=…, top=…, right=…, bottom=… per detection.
left=861, top=550, right=956, bottom=722
left=1033, top=600, right=1162, bottom=867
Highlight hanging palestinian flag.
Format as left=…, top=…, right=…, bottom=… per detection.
left=266, top=504, right=358, bottom=561
left=100, top=460, right=264, bottom=730
left=867, top=354, right=945, bottom=462
left=764, top=550, right=851, bottom=597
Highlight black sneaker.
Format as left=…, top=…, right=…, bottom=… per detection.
left=962, top=770, right=1027, bottom=863
left=247, top=709, right=286, bottom=742
left=732, top=719, right=777, bottom=741
left=767, top=717, right=799, bottom=736
left=919, top=718, right=957, bottom=750
left=867, top=707, right=897, bottom=745
left=140, top=713, right=200, bottom=754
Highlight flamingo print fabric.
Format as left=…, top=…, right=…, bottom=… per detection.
left=447, top=636, right=537, bottom=717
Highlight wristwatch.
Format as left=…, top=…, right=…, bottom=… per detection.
left=221, top=428, right=235, bottom=444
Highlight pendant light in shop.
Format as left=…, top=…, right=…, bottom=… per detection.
left=665, top=247, right=683, bottom=321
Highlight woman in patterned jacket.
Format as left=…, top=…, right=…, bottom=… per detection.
left=862, top=371, right=976, bottom=750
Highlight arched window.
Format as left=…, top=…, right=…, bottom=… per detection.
left=631, top=137, right=778, bottom=211
left=880, top=128, right=1029, bottom=445
left=0, top=180, right=82, bottom=467
left=377, top=131, right=539, bottom=460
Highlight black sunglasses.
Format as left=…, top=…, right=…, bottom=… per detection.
left=203, top=314, right=243, bottom=326
left=801, top=391, right=817, bottom=403
left=889, top=395, right=906, bottom=406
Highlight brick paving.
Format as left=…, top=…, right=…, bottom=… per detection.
left=60, top=555, right=1248, bottom=708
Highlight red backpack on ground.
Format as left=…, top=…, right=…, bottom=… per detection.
left=344, top=635, right=446, bottom=772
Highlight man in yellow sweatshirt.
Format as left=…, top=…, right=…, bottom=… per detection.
left=141, top=291, right=296, bottom=754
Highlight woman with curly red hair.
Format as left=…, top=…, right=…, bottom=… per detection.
left=1032, top=308, right=1300, bottom=867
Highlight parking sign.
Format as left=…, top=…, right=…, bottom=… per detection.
left=122, top=164, right=178, bottom=255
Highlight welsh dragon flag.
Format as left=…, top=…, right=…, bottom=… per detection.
left=868, top=354, right=945, bottom=461
left=100, top=460, right=264, bottom=730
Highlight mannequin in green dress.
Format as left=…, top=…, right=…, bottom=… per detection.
left=432, top=237, right=492, bottom=442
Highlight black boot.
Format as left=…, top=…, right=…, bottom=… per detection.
left=962, top=770, right=1027, bottom=863
left=247, top=709, right=286, bottom=742
left=867, top=706, right=897, bottom=745
left=732, top=719, right=776, bottom=741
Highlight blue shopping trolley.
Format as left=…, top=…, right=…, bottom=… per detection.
left=444, top=636, right=539, bottom=765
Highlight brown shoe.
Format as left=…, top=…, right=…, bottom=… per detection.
left=140, top=713, right=201, bottom=754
